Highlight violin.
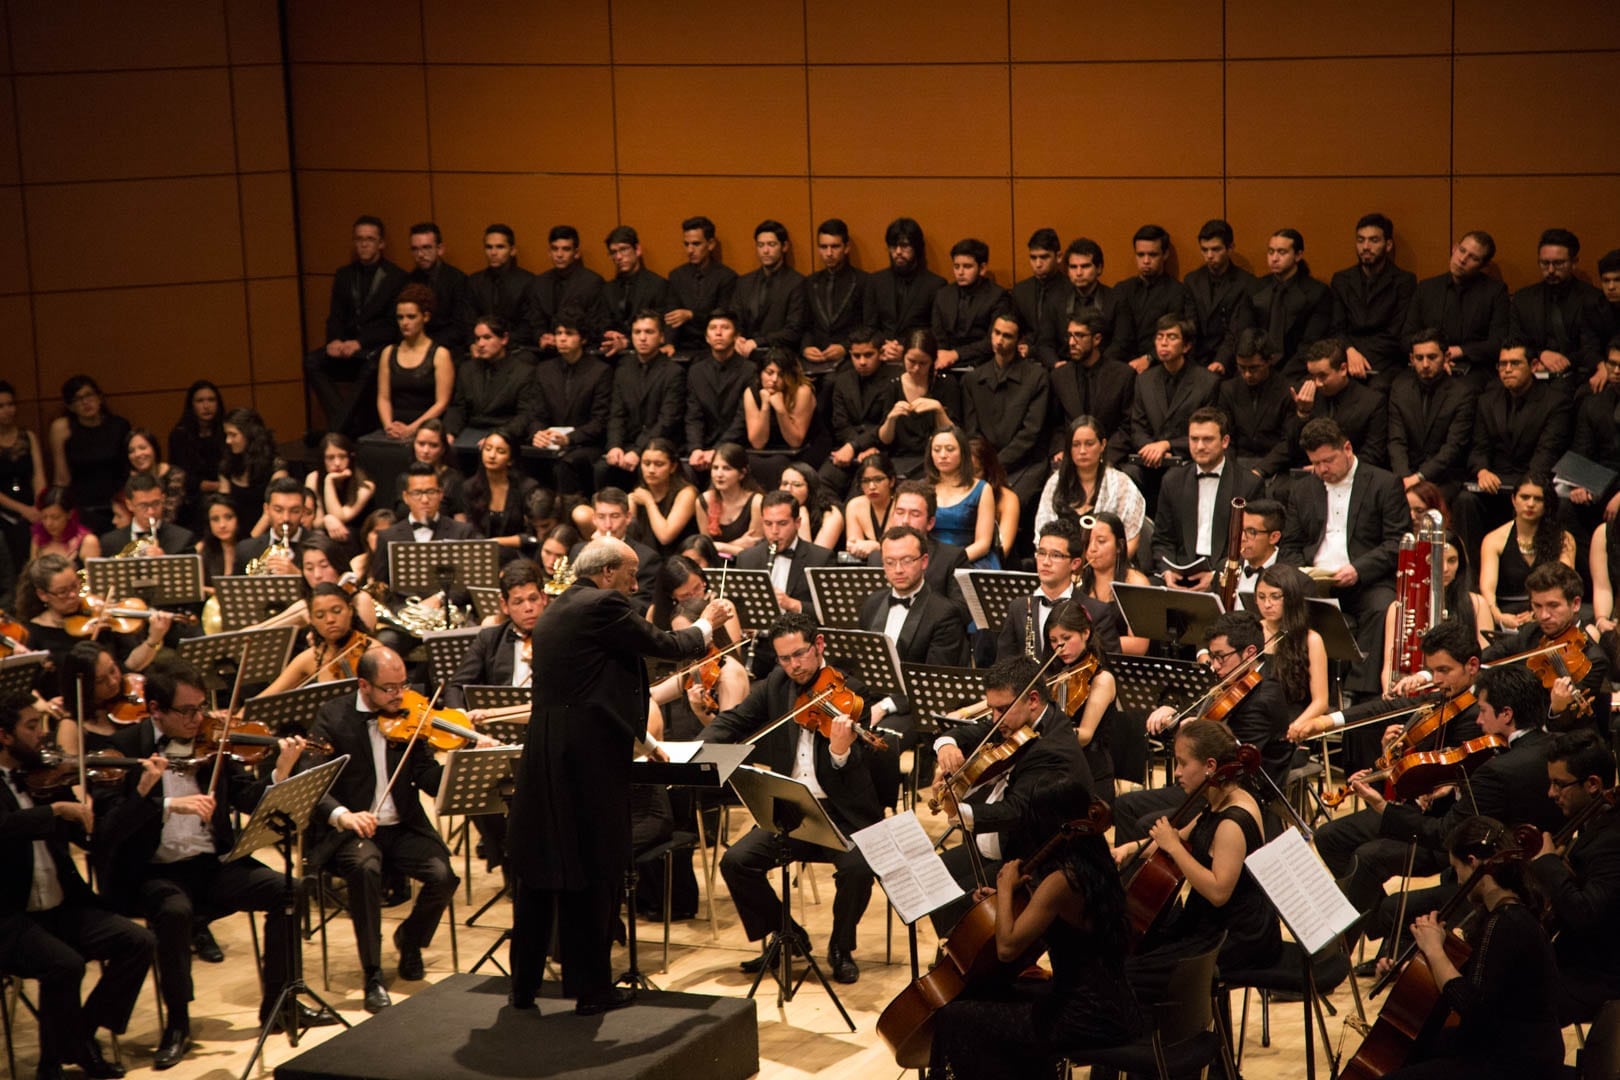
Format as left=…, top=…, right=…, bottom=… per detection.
left=1524, top=625, right=1594, bottom=717
left=195, top=713, right=333, bottom=767
left=19, top=750, right=158, bottom=801
left=927, top=723, right=1039, bottom=815
left=1200, top=667, right=1260, bottom=724
left=685, top=646, right=726, bottom=714
left=785, top=667, right=887, bottom=751
left=1321, top=691, right=1483, bottom=808
left=107, top=674, right=147, bottom=725
left=0, top=616, right=32, bottom=658
left=1052, top=654, right=1100, bottom=718
left=877, top=803, right=1112, bottom=1068
left=377, top=689, right=484, bottom=751
left=64, top=594, right=198, bottom=637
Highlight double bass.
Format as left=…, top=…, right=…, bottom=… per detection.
left=876, top=803, right=1112, bottom=1068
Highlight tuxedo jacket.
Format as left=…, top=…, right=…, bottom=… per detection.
left=864, top=267, right=946, bottom=342
left=865, top=538, right=970, bottom=617
left=567, top=536, right=661, bottom=602
left=994, top=592, right=1123, bottom=663
left=1280, top=460, right=1407, bottom=586
left=306, top=695, right=447, bottom=864
left=1184, top=264, right=1256, bottom=370
left=1329, top=261, right=1417, bottom=368
left=1482, top=622, right=1610, bottom=735
left=1150, top=460, right=1264, bottom=570
left=1128, top=363, right=1219, bottom=454
left=0, top=775, right=95, bottom=917
left=931, top=279, right=1008, bottom=367
left=1217, top=374, right=1292, bottom=476
left=1049, top=358, right=1136, bottom=462
left=1385, top=371, right=1477, bottom=485
left=522, top=354, right=612, bottom=450
left=458, top=263, right=535, bottom=346
left=324, top=258, right=407, bottom=349
left=607, top=354, right=685, bottom=453
left=445, top=353, right=538, bottom=441
left=371, top=515, right=483, bottom=589
left=444, top=621, right=526, bottom=709
left=857, top=583, right=972, bottom=694
left=732, top=266, right=806, bottom=350
left=799, top=265, right=868, bottom=354
left=1571, top=387, right=1620, bottom=497
left=701, top=665, right=885, bottom=837
left=236, top=527, right=307, bottom=572
left=1380, top=727, right=1563, bottom=852
left=736, top=539, right=835, bottom=613
left=1402, top=272, right=1510, bottom=370
left=1286, top=379, right=1388, bottom=469
left=1466, top=380, right=1571, bottom=484
left=1526, top=810, right=1620, bottom=978
left=1246, top=272, right=1332, bottom=374
left=98, top=520, right=196, bottom=557
left=93, top=717, right=267, bottom=904
left=683, top=353, right=752, bottom=451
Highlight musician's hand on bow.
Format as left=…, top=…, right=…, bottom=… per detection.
left=1375, top=956, right=1393, bottom=978
left=338, top=809, right=378, bottom=838
left=1390, top=672, right=1433, bottom=698
left=1348, top=769, right=1386, bottom=811
left=934, top=744, right=965, bottom=780
left=646, top=742, right=670, bottom=763
left=474, top=734, right=500, bottom=749
left=828, top=714, right=856, bottom=756
left=1539, top=830, right=1560, bottom=860
left=1147, top=816, right=1183, bottom=855
left=171, top=793, right=216, bottom=820
left=971, top=886, right=995, bottom=904
left=1287, top=715, right=1332, bottom=742
left=135, top=753, right=168, bottom=797
left=1551, top=675, right=1576, bottom=714
left=1145, top=704, right=1177, bottom=736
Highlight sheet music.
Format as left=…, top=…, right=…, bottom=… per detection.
left=851, top=811, right=965, bottom=925
left=1244, top=829, right=1360, bottom=956
left=655, top=740, right=702, bottom=764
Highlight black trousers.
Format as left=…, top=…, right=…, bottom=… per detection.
left=521, top=446, right=598, bottom=498
left=719, top=825, right=874, bottom=952
left=302, top=348, right=380, bottom=436
left=1110, top=786, right=1186, bottom=845
left=1315, top=807, right=1447, bottom=922
left=325, top=824, right=456, bottom=975
left=132, top=854, right=290, bottom=1020
left=0, top=904, right=153, bottom=1065
left=510, top=877, right=615, bottom=1002
left=929, top=840, right=1001, bottom=937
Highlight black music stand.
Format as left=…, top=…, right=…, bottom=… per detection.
left=214, top=574, right=303, bottom=631
left=1113, top=581, right=1226, bottom=657
left=1306, top=598, right=1365, bottom=664
left=478, top=718, right=528, bottom=746
left=423, top=628, right=481, bottom=688
left=85, top=553, right=206, bottom=606
left=462, top=685, right=531, bottom=711
left=954, top=569, right=1038, bottom=631
left=727, top=765, right=857, bottom=1031
left=176, top=625, right=296, bottom=700
left=820, top=628, right=905, bottom=702
left=0, top=653, right=48, bottom=701
left=468, top=586, right=502, bottom=624
left=900, top=663, right=986, bottom=735
left=437, top=746, right=525, bottom=973
left=713, top=568, right=781, bottom=633
left=241, top=679, right=358, bottom=737
left=805, top=566, right=888, bottom=628
left=391, top=539, right=501, bottom=598
left=1109, top=653, right=1218, bottom=783
left=230, top=755, right=351, bottom=1080
left=635, top=744, right=753, bottom=943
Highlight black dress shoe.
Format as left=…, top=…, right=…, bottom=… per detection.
left=262, top=1001, right=343, bottom=1034
left=192, top=925, right=224, bottom=963
left=507, top=992, right=538, bottom=1011
left=827, top=945, right=859, bottom=984
left=153, top=1025, right=192, bottom=1071
left=363, top=974, right=392, bottom=1014
left=1353, top=958, right=1380, bottom=979
left=574, top=987, right=636, bottom=1016
left=71, top=1037, right=124, bottom=1080
left=394, top=926, right=425, bottom=981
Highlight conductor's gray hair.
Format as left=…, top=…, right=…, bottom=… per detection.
left=573, top=538, right=627, bottom=578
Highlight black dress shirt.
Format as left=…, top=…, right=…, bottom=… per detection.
left=1011, top=273, right=1069, bottom=347
left=1217, top=373, right=1292, bottom=476
left=1049, top=357, right=1136, bottom=462
left=1466, top=380, right=1571, bottom=486
left=1037, top=283, right=1117, bottom=368
left=1386, top=370, right=1476, bottom=485
left=733, top=265, right=806, bottom=351
left=458, top=262, right=536, bottom=346
left=1184, top=264, right=1256, bottom=370
left=1246, top=272, right=1332, bottom=376
left=931, top=278, right=1009, bottom=367
left=1128, top=362, right=1219, bottom=454
left=827, top=365, right=901, bottom=453
left=800, top=264, right=868, bottom=358
left=1329, top=260, right=1417, bottom=370
left=665, top=261, right=738, bottom=352
left=864, top=266, right=946, bottom=342
left=683, top=352, right=752, bottom=451
left=1108, top=274, right=1193, bottom=364
left=522, top=354, right=612, bottom=451
left=406, top=259, right=470, bottom=353
left=444, top=352, right=537, bottom=441
left=1511, top=278, right=1606, bottom=378
left=607, top=354, right=686, bottom=453
left=595, top=268, right=672, bottom=339
left=1402, top=272, right=1510, bottom=371
left=522, top=264, right=605, bottom=346
left=962, top=357, right=1050, bottom=473
left=1286, top=379, right=1388, bottom=468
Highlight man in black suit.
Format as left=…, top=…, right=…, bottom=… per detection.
left=456, top=224, right=534, bottom=349
left=737, top=490, right=835, bottom=615
left=234, top=477, right=307, bottom=577
left=404, top=222, right=469, bottom=355
left=994, top=517, right=1123, bottom=661
left=306, top=647, right=469, bottom=1012
left=865, top=481, right=970, bottom=617
left=1184, top=219, right=1256, bottom=374
left=927, top=656, right=1095, bottom=932
left=1217, top=329, right=1291, bottom=480
left=1328, top=212, right=1416, bottom=388
left=931, top=237, right=1007, bottom=369
left=1387, top=328, right=1477, bottom=499
left=1401, top=230, right=1510, bottom=388
left=445, top=559, right=545, bottom=711
left=818, top=327, right=899, bottom=498
left=303, top=214, right=406, bottom=436
left=368, top=465, right=483, bottom=656
left=1124, top=314, right=1219, bottom=508
left=1226, top=498, right=1292, bottom=605
left=1010, top=228, right=1067, bottom=353
left=962, top=310, right=1051, bottom=520
left=865, top=217, right=946, bottom=361
left=522, top=225, right=605, bottom=355
left=521, top=309, right=611, bottom=497
left=702, top=612, right=884, bottom=983
left=1564, top=338, right=1620, bottom=534
left=0, top=700, right=152, bottom=1080
left=94, top=661, right=333, bottom=1068
left=683, top=309, right=752, bottom=475
left=98, top=474, right=196, bottom=558
left=1049, top=308, right=1135, bottom=466
left=1246, top=228, right=1332, bottom=377
left=1037, top=237, right=1117, bottom=369
left=1481, top=563, right=1610, bottom=736
left=594, top=225, right=672, bottom=360
left=1510, top=227, right=1605, bottom=390
left=1286, top=338, right=1388, bottom=468
left=444, top=315, right=535, bottom=451
left=508, top=540, right=727, bottom=1012
left=800, top=218, right=867, bottom=372
left=1152, top=407, right=1264, bottom=591
left=732, top=220, right=806, bottom=361
left=1281, top=418, right=1408, bottom=696
left=1589, top=252, right=1620, bottom=383
left=1108, top=224, right=1193, bottom=372
left=597, top=311, right=685, bottom=491
left=1531, top=731, right=1620, bottom=1024
left=1452, top=340, right=1572, bottom=557
left=663, top=216, right=737, bottom=356
left=571, top=488, right=660, bottom=605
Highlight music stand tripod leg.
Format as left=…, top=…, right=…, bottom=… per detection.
left=616, top=830, right=658, bottom=992
left=469, top=929, right=511, bottom=976
left=766, top=830, right=856, bottom=1032
left=239, top=812, right=351, bottom=1080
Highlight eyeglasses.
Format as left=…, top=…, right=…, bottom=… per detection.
left=881, top=554, right=922, bottom=570
left=369, top=681, right=408, bottom=694
left=405, top=488, right=442, bottom=499
left=164, top=704, right=204, bottom=719
left=775, top=643, right=816, bottom=666
left=1239, top=527, right=1270, bottom=538
left=1549, top=775, right=1585, bottom=790
left=1207, top=649, right=1239, bottom=663
left=1033, top=548, right=1072, bottom=562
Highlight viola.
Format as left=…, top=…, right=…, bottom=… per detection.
left=1525, top=625, right=1594, bottom=717
left=1322, top=733, right=1506, bottom=809
left=20, top=750, right=185, bottom=801
left=64, top=594, right=198, bottom=637
left=787, top=667, right=887, bottom=751
left=377, top=689, right=483, bottom=751
left=927, top=724, right=1039, bottom=815
left=1200, top=667, right=1260, bottom=724
left=686, top=646, right=726, bottom=714
left=877, top=802, right=1112, bottom=1068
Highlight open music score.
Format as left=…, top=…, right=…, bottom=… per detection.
left=850, top=811, right=963, bottom=925
left=1244, top=829, right=1360, bottom=956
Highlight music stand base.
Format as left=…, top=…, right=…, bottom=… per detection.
left=742, top=834, right=855, bottom=1032
left=617, top=841, right=657, bottom=992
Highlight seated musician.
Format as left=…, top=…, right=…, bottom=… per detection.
left=1348, top=664, right=1562, bottom=952
left=1114, top=718, right=1281, bottom=1000
left=928, top=656, right=1095, bottom=935
left=1226, top=498, right=1289, bottom=604
left=995, top=517, right=1123, bottom=662
left=0, top=696, right=154, bottom=1080
left=1149, top=407, right=1263, bottom=592
left=299, top=535, right=377, bottom=631
left=1529, top=730, right=1620, bottom=1025
left=734, top=489, right=835, bottom=616
left=260, top=583, right=379, bottom=697
left=700, top=612, right=883, bottom=984
left=304, top=646, right=478, bottom=1013
left=19, top=554, right=173, bottom=692
left=863, top=481, right=971, bottom=617
left=92, top=659, right=336, bottom=1069
left=367, top=462, right=483, bottom=653
left=98, top=474, right=196, bottom=558
left=1113, top=611, right=1290, bottom=844
left=1480, top=561, right=1610, bottom=735
left=55, top=638, right=172, bottom=757
left=1252, top=565, right=1330, bottom=742
left=235, top=477, right=308, bottom=576
left=929, top=808, right=1143, bottom=1079
left=1045, top=599, right=1119, bottom=802
left=1376, top=815, right=1563, bottom=1080
left=1378, top=529, right=1493, bottom=692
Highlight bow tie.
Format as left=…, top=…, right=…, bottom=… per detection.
left=1197, top=472, right=1221, bottom=480
left=774, top=546, right=793, bottom=559
left=1242, top=564, right=1263, bottom=579
left=889, top=594, right=914, bottom=609
left=7, top=768, right=27, bottom=790
left=1036, top=594, right=1055, bottom=608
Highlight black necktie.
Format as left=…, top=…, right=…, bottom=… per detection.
left=889, top=595, right=914, bottom=609
left=8, top=768, right=27, bottom=791
left=1268, top=279, right=1291, bottom=350
left=1548, top=289, right=1568, bottom=351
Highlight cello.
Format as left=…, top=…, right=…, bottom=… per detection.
left=876, top=802, right=1112, bottom=1068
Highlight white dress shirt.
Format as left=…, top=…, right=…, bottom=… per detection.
left=1315, top=456, right=1359, bottom=572
left=1194, top=457, right=1226, bottom=557
left=155, top=755, right=216, bottom=863
left=2, top=769, right=65, bottom=911
left=328, top=692, right=401, bottom=827
left=769, top=544, right=795, bottom=594
left=1236, top=548, right=1280, bottom=599
left=409, top=516, right=436, bottom=543
left=510, top=633, right=532, bottom=688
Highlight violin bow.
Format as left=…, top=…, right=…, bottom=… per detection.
left=74, top=680, right=89, bottom=825
left=206, top=645, right=251, bottom=799
left=372, top=682, right=445, bottom=816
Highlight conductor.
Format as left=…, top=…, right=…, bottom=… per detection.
left=506, top=537, right=733, bottom=1015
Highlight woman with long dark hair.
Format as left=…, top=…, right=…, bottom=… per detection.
left=743, top=350, right=816, bottom=486
left=261, top=582, right=379, bottom=696
left=877, top=328, right=961, bottom=476
left=1380, top=529, right=1493, bottom=688
left=195, top=494, right=240, bottom=588
left=1046, top=599, right=1118, bottom=802
left=697, top=442, right=762, bottom=558
left=112, top=427, right=186, bottom=528
left=1079, top=512, right=1150, bottom=655
left=1252, top=565, right=1329, bottom=733
left=1477, top=474, right=1575, bottom=629
left=29, top=486, right=101, bottom=563
left=48, top=375, right=131, bottom=533
left=926, top=425, right=997, bottom=567
left=0, top=379, right=48, bottom=567
left=168, top=379, right=227, bottom=512
left=1034, top=415, right=1146, bottom=558
left=626, top=437, right=698, bottom=556
left=842, top=451, right=895, bottom=560
left=219, top=407, right=286, bottom=537
left=459, top=430, right=539, bottom=550
left=779, top=461, right=842, bottom=550
left=304, top=433, right=375, bottom=547
left=390, top=418, right=465, bottom=517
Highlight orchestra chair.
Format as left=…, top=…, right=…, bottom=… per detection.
left=1213, top=940, right=1348, bottom=1079
left=1, top=970, right=39, bottom=1079
left=1061, top=935, right=1231, bottom=1080
left=633, top=830, right=702, bottom=971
